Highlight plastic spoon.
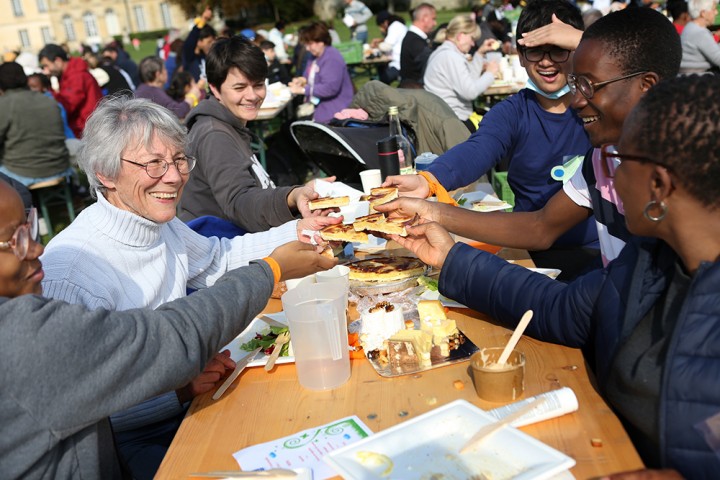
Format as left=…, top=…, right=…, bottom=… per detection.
left=497, top=309, right=533, bottom=366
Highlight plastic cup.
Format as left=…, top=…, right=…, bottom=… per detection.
left=470, top=347, right=525, bottom=403
left=284, top=273, right=315, bottom=291
left=281, top=282, right=351, bottom=391
left=486, top=51, right=503, bottom=64
left=359, top=169, right=382, bottom=195
left=315, top=265, right=350, bottom=289
left=414, top=152, right=438, bottom=171
left=334, top=200, right=369, bottom=223
left=315, top=265, right=350, bottom=309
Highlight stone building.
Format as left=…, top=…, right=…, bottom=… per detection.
left=0, top=0, right=188, bottom=56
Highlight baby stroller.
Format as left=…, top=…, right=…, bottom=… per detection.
left=290, top=120, right=415, bottom=187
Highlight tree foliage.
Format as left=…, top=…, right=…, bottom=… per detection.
left=168, top=0, right=314, bottom=24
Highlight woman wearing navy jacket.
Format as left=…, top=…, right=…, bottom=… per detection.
left=391, top=75, right=720, bottom=479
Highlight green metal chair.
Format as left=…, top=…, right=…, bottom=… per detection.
left=28, top=175, right=76, bottom=239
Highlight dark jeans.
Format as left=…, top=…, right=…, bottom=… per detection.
left=378, top=65, right=400, bottom=84
left=114, top=411, right=186, bottom=480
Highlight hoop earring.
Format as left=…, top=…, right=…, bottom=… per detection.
left=643, top=200, right=667, bottom=222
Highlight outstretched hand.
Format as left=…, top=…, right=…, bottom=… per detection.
left=269, top=241, right=337, bottom=281
left=297, top=215, right=342, bottom=243
left=390, top=221, right=455, bottom=270
left=382, top=173, right=431, bottom=198
left=374, top=197, right=440, bottom=222
left=516, top=14, right=583, bottom=51
left=291, top=176, right=339, bottom=218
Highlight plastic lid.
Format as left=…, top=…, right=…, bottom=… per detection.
left=388, top=105, right=399, bottom=115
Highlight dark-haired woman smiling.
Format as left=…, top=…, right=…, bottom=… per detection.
left=392, top=75, right=720, bottom=478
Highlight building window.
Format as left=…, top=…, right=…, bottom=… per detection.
left=41, top=26, right=52, bottom=44
left=105, top=9, right=120, bottom=36
left=12, top=0, right=24, bottom=16
left=19, top=29, right=30, bottom=48
left=133, top=5, right=146, bottom=32
left=83, top=12, right=99, bottom=38
left=62, top=15, right=76, bottom=41
left=159, top=2, right=172, bottom=29
left=37, top=0, right=47, bottom=13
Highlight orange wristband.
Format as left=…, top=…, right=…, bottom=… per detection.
left=418, top=171, right=459, bottom=206
left=262, top=257, right=282, bottom=283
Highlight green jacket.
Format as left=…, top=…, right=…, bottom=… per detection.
left=350, top=80, right=471, bottom=155
left=0, top=88, right=69, bottom=178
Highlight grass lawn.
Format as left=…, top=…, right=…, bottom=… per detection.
left=127, top=10, right=463, bottom=64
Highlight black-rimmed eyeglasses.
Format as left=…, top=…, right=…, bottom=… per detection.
left=600, top=143, right=670, bottom=178
left=0, top=207, right=38, bottom=260
left=568, top=71, right=648, bottom=100
left=122, top=156, right=196, bottom=178
left=522, top=47, right=570, bottom=63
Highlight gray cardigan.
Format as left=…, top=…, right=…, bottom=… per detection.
left=680, top=21, right=720, bottom=73
left=179, top=96, right=299, bottom=233
left=0, top=262, right=273, bottom=479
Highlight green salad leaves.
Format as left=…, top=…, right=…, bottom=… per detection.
left=240, top=326, right=291, bottom=356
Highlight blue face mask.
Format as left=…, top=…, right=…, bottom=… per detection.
left=526, top=77, right=571, bottom=100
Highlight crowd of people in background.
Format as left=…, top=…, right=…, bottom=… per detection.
left=0, top=0, right=719, bottom=479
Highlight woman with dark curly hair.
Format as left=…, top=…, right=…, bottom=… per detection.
left=393, top=74, right=720, bottom=479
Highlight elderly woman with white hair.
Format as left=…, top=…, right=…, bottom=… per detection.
left=39, top=96, right=339, bottom=479
left=423, top=14, right=501, bottom=129
left=679, top=0, right=720, bottom=74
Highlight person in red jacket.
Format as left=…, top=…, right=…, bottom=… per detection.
left=38, top=44, right=103, bottom=138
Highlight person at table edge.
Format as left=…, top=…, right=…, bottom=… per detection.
left=179, top=36, right=325, bottom=233
left=0, top=177, right=336, bottom=479
left=385, top=0, right=599, bottom=281
left=39, top=96, right=341, bottom=479
left=379, top=7, right=680, bottom=275
left=393, top=74, right=720, bottom=480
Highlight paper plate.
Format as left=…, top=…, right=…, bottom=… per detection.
left=325, top=399, right=575, bottom=479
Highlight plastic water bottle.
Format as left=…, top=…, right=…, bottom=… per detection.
left=387, top=106, right=414, bottom=175
left=414, top=152, right=439, bottom=172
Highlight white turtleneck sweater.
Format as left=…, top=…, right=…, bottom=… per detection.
left=41, top=192, right=298, bottom=430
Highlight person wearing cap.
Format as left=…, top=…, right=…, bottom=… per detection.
left=371, top=11, right=408, bottom=84
left=240, top=28, right=256, bottom=42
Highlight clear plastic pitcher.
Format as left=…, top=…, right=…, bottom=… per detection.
left=281, top=282, right=351, bottom=390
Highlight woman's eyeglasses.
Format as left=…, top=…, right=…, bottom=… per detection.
left=0, top=207, right=38, bottom=260
left=600, top=144, right=669, bottom=178
left=568, top=71, right=648, bottom=99
left=122, top=155, right=197, bottom=179
left=522, top=47, right=570, bottom=63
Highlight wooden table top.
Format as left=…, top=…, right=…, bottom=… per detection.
left=255, top=97, right=293, bottom=121
left=156, top=251, right=643, bottom=479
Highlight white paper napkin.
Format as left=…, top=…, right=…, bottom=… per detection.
left=313, top=180, right=364, bottom=202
